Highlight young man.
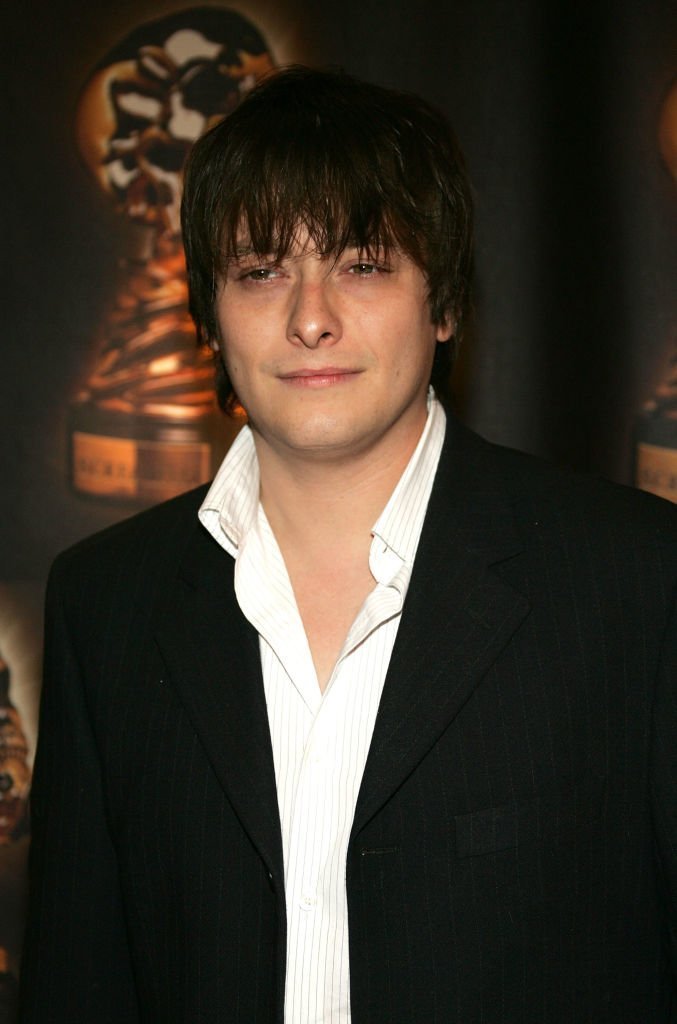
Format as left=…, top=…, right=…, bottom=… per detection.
left=21, top=67, right=677, bottom=1023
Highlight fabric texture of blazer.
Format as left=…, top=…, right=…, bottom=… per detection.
left=20, top=418, right=677, bottom=1023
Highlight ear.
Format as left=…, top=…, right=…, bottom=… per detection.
left=435, top=315, right=455, bottom=343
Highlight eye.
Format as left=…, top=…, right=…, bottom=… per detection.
left=241, top=266, right=279, bottom=282
left=349, top=262, right=380, bottom=276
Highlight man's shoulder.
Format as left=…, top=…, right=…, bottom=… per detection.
left=444, top=420, right=677, bottom=551
left=50, top=483, right=212, bottom=592
left=509, top=442, right=673, bottom=536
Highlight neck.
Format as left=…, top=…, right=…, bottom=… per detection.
left=254, top=426, right=425, bottom=557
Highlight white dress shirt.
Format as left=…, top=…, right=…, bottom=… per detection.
left=198, top=393, right=446, bottom=1023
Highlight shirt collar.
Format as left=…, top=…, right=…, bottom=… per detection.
left=198, top=389, right=446, bottom=566
left=198, top=424, right=259, bottom=558
left=370, top=391, right=446, bottom=567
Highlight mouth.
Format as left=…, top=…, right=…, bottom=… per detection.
left=277, top=368, right=362, bottom=388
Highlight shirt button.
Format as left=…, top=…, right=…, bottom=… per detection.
left=299, top=893, right=316, bottom=911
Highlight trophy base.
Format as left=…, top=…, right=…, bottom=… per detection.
left=635, top=410, right=677, bottom=504
left=69, top=401, right=233, bottom=504
left=635, top=441, right=677, bottom=503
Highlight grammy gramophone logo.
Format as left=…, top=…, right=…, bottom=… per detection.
left=69, top=7, right=274, bottom=504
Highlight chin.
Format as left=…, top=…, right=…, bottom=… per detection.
left=282, top=412, right=356, bottom=447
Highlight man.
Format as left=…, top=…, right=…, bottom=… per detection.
left=20, top=67, right=677, bottom=1023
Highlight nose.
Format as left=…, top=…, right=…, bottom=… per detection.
left=286, top=277, right=341, bottom=349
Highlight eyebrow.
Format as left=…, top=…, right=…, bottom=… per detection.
left=226, top=237, right=392, bottom=265
left=231, top=244, right=258, bottom=258
left=223, top=248, right=273, bottom=268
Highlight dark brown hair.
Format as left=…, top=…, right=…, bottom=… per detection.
left=181, top=65, right=474, bottom=412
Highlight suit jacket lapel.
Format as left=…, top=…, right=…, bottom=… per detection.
left=154, top=524, right=284, bottom=881
left=353, top=418, right=531, bottom=836
left=152, top=417, right=532, bottom=868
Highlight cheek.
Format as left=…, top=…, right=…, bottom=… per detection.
left=223, top=353, right=248, bottom=390
left=218, top=327, right=248, bottom=373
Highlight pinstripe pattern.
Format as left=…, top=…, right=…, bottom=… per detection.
left=19, top=417, right=677, bottom=1023
left=199, top=397, right=446, bottom=1022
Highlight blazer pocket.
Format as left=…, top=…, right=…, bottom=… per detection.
left=454, top=773, right=606, bottom=858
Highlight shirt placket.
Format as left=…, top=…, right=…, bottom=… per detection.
left=286, top=698, right=336, bottom=921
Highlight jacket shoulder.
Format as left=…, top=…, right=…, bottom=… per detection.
left=49, top=483, right=211, bottom=592
left=446, top=419, right=677, bottom=550
left=498, top=440, right=676, bottom=550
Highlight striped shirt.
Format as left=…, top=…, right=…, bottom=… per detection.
left=198, top=392, right=446, bottom=1023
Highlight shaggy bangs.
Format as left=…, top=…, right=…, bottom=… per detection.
left=216, top=124, right=429, bottom=278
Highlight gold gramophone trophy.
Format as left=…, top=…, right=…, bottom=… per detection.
left=70, top=8, right=274, bottom=504
left=0, top=655, right=29, bottom=848
left=634, top=77, right=677, bottom=503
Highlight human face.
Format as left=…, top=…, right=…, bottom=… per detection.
left=214, top=233, right=451, bottom=466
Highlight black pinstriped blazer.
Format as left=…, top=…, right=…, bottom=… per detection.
left=20, top=418, right=677, bottom=1023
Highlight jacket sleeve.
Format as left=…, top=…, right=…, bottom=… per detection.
left=19, top=557, right=140, bottom=1023
left=651, top=580, right=677, bottom=1018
